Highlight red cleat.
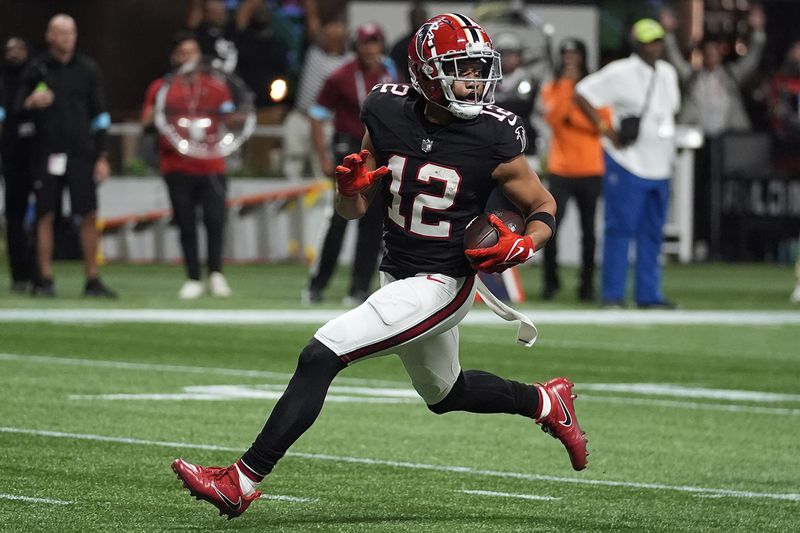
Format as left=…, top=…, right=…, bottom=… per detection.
left=171, top=459, right=261, bottom=519
left=535, top=377, right=589, bottom=471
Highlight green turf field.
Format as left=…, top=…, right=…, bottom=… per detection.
left=1, top=262, right=798, bottom=532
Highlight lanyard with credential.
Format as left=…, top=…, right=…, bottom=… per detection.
left=640, top=68, right=658, bottom=118
left=355, top=69, right=368, bottom=107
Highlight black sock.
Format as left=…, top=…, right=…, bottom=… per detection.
left=240, top=339, right=346, bottom=476
left=428, top=370, right=538, bottom=418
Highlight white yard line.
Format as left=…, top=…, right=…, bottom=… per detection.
left=581, top=395, right=800, bottom=416
left=1, top=426, right=798, bottom=503
left=4, top=353, right=799, bottom=415
left=68, top=391, right=416, bottom=404
left=0, top=493, right=74, bottom=505
left=64, top=391, right=800, bottom=416
left=0, top=353, right=406, bottom=388
left=0, top=308, right=798, bottom=325
left=68, top=383, right=419, bottom=403
left=460, top=489, right=559, bottom=501
left=580, top=383, right=800, bottom=402
left=262, top=494, right=317, bottom=503
left=0, top=486, right=309, bottom=507
left=461, top=334, right=799, bottom=361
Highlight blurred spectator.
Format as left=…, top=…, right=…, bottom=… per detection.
left=304, top=23, right=396, bottom=305
left=141, top=34, right=233, bottom=299
left=769, top=40, right=800, bottom=172
left=282, top=18, right=350, bottom=181
left=539, top=38, right=608, bottom=302
left=662, top=5, right=766, bottom=136
left=493, top=31, right=538, bottom=153
left=388, top=2, right=428, bottom=84
left=268, top=0, right=321, bottom=80
left=1, top=37, right=36, bottom=293
left=186, top=0, right=238, bottom=72
left=233, top=0, right=289, bottom=108
left=575, top=19, right=681, bottom=309
left=19, top=14, right=116, bottom=298
left=662, top=6, right=766, bottom=250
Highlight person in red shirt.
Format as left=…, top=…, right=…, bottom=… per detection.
left=304, top=23, right=396, bottom=304
left=142, top=33, right=233, bottom=299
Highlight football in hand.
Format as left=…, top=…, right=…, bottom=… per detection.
left=463, top=209, right=525, bottom=255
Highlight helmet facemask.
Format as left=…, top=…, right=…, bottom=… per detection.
left=413, top=43, right=502, bottom=119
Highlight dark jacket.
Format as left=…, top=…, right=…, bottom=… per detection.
left=17, top=51, right=108, bottom=158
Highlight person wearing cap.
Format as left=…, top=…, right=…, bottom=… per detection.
left=539, top=38, right=609, bottom=302
left=575, top=18, right=681, bottom=309
left=304, top=23, right=397, bottom=305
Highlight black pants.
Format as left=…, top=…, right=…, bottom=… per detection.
left=2, top=145, right=36, bottom=283
left=308, top=188, right=383, bottom=297
left=308, top=134, right=383, bottom=298
left=164, top=173, right=227, bottom=280
left=240, top=339, right=538, bottom=477
left=543, top=174, right=602, bottom=294
left=693, top=137, right=719, bottom=253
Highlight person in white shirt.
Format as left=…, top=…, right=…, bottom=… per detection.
left=281, top=19, right=350, bottom=181
left=661, top=5, right=765, bottom=137
left=575, top=19, right=681, bottom=309
left=661, top=6, right=765, bottom=251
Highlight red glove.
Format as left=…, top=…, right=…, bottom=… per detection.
left=464, top=213, right=536, bottom=273
left=335, top=149, right=390, bottom=197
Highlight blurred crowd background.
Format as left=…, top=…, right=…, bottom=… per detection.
left=1, top=0, right=799, bottom=301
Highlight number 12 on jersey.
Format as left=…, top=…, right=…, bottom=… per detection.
left=386, top=154, right=462, bottom=239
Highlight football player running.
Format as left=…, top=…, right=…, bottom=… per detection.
left=172, top=13, right=588, bottom=520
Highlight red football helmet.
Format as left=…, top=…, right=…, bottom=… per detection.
left=408, top=13, right=502, bottom=119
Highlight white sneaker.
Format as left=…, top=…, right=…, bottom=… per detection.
left=179, top=279, right=204, bottom=299
left=791, top=283, right=800, bottom=304
left=209, top=272, right=232, bottom=298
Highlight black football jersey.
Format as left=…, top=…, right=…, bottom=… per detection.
left=361, top=83, right=527, bottom=279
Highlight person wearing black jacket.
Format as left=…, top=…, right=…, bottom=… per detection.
left=1, top=37, right=36, bottom=293
left=19, top=14, right=116, bottom=297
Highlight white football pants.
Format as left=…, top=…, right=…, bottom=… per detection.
left=315, top=272, right=476, bottom=404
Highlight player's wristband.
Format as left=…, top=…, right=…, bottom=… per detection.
left=525, top=211, right=556, bottom=238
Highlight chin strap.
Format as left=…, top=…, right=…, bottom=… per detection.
left=448, top=101, right=483, bottom=119
left=474, top=275, right=538, bottom=347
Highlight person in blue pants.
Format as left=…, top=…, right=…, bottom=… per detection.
left=574, top=19, right=681, bottom=308
left=602, top=154, right=671, bottom=307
